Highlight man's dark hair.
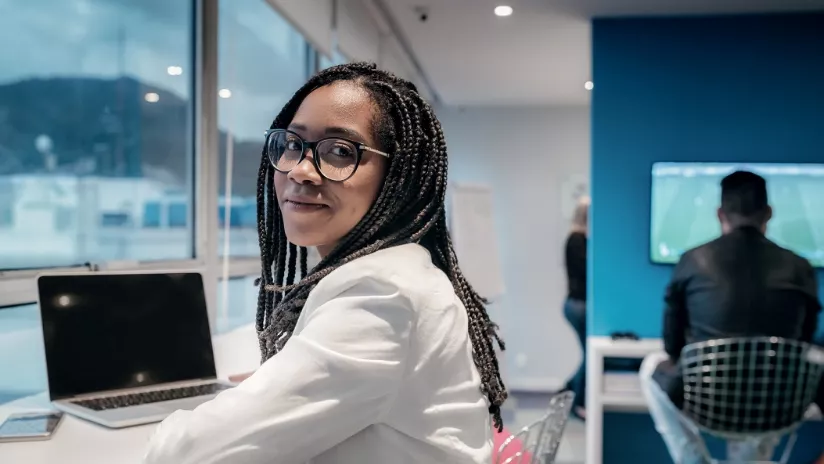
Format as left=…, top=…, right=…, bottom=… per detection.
left=720, top=170, right=769, bottom=226
left=254, top=62, right=508, bottom=430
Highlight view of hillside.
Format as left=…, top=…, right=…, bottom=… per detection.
left=0, top=76, right=264, bottom=197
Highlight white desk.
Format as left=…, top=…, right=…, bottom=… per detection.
left=585, top=336, right=663, bottom=464
left=0, top=324, right=260, bottom=464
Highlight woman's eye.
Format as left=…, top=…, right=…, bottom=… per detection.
left=285, top=140, right=302, bottom=151
left=329, top=145, right=354, bottom=158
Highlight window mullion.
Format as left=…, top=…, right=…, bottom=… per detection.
left=196, top=0, right=221, bottom=330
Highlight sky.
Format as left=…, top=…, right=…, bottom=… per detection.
left=0, top=0, right=311, bottom=141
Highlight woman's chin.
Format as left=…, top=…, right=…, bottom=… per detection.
left=283, top=230, right=335, bottom=250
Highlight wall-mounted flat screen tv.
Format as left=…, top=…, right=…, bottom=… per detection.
left=651, top=162, right=824, bottom=267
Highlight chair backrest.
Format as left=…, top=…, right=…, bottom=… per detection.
left=681, top=337, right=824, bottom=440
left=496, top=391, right=575, bottom=464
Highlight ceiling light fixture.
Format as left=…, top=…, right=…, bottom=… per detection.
left=494, top=5, right=513, bottom=17
left=584, top=81, right=594, bottom=91
left=218, top=88, right=232, bottom=99
left=167, top=66, right=183, bottom=76
left=144, top=92, right=160, bottom=103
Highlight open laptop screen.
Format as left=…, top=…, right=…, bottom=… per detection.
left=38, top=272, right=217, bottom=400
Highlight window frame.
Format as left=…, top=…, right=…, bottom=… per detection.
left=0, top=1, right=210, bottom=294
left=0, top=0, right=319, bottom=315
left=0, top=0, right=320, bottom=327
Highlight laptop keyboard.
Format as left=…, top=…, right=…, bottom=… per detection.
left=70, top=383, right=231, bottom=411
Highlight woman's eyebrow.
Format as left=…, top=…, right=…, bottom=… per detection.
left=287, top=123, right=308, bottom=133
left=323, top=126, right=365, bottom=141
left=287, top=123, right=366, bottom=142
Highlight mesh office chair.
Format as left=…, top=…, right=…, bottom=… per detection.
left=680, top=337, right=824, bottom=464
left=495, top=391, right=575, bottom=464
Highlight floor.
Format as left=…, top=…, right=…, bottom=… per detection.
left=503, top=391, right=586, bottom=464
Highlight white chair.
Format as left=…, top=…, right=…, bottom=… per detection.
left=496, top=391, right=575, bottom=464
left=680, top=337, right=824, bottom=463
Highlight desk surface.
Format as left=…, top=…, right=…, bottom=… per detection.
left=0, top=324, right=259, bottom=464
left=589, top=335, right=663, bottom=357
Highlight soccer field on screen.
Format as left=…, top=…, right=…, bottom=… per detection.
left=651, top=163, right=824, bottom=267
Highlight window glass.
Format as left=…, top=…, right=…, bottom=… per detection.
left=213, top=247, right=322, bottom=334
left=0, top=0, right=195, bottom=270
left=320, top=50, right=348, bottom=70
left=0, top=304, right=46, bottom=406
left=214, top=276, right=258, bottom=335
left=217, top=0, right=310, bottom=257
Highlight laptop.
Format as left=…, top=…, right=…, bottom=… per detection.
left=37, top=271, right=234, bottom=428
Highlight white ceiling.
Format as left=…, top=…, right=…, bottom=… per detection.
left=383, top=0, right=824, bottom=106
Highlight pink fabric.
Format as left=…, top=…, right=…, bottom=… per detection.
left=492, top=426, right=533, bottom=463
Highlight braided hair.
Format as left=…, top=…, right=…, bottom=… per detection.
left=255, top=62, right=508, bottom=430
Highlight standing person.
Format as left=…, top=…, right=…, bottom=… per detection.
left=562, top=196, right=589, bottom=420
left=143, top=63, right=507, bottom=464
left=639, top=171, right=822, bottom=464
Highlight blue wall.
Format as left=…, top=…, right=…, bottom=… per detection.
left=590, top=12, right=824, bottom=338
left=591, top=12, right=824, bottom=463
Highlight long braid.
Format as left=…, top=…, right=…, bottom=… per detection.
left=299, top=246, right=308, bottom=278
left=273, top=219, right=287, bottom=307
left=254, top=154, right=271, bottom=335
left=254, top=62, right=507, bottom=430
left=286, top=243, right=298, bottom=287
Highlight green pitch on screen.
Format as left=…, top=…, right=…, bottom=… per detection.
left=650, top=163, right=824, bottom=267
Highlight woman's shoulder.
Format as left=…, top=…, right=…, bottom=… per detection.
left=309, top=243, right=452, bottom=306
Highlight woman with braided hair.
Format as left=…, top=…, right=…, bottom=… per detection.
left=143, top=62, right=507, bottom=464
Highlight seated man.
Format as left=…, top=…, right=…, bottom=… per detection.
left=640, top=171, right=823, bottom=464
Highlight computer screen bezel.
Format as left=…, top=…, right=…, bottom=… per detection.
left=35, top=270, right=217, bottom=400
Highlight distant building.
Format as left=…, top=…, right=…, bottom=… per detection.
left=0, top=174, right=257, bottom=269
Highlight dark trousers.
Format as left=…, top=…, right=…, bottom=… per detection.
left=563, top=298, right=587, bottom=408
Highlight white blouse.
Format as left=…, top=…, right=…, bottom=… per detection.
left=143, top=243, right=492, bottom=464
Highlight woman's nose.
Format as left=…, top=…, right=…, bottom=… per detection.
left=287, top=150, right=322, bottom=185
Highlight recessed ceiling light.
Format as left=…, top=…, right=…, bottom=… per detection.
left=144, top=92, right=160, bottom=103
left=218, top=88, right=232, bottom=99
left=494, top=5, right=513, bottom=17
left=584, top=81, right=594, bottom=91
left=167, top=66, right=183, bottom=76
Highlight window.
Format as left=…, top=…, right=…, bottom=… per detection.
left=168, top=202, right=188, bottom=228
left=0, top=179, right=13, bottom=228
left=0, top=207, right=11, bottom=228
left=214, top=276, right=259, bottom=335
left=217, top=0, right=312, bottom=257
left=0, top=304, right=46, bottom=406
left=213, top=246, right=322, bottom=335
left=0, top=0, right=195, bottom=270
left=143, top=202, right=162, bottom=228
left=320, top=50, right=349, bottom=70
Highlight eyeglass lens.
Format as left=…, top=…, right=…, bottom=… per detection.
left=267, top=131, right=358, bottom=181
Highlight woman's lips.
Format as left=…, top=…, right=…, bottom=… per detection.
left=284, top=200, right=328, bottom=211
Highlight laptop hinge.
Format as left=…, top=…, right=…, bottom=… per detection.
left=57, top=377, right=220, bottom=402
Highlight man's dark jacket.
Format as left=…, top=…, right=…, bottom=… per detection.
left=653, top=226, right=822, bottom=407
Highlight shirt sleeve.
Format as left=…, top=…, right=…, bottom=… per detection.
left=799, top=258, right=822, bottom=343
left=662, top=255, right=689, bottom=360
left=142, top=276, right=413, bottom=464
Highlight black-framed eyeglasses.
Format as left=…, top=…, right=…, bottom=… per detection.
left=264, top=129, right=390, bottom=182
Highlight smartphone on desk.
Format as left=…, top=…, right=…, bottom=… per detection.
left=0, top=411, right=63, bottom=443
